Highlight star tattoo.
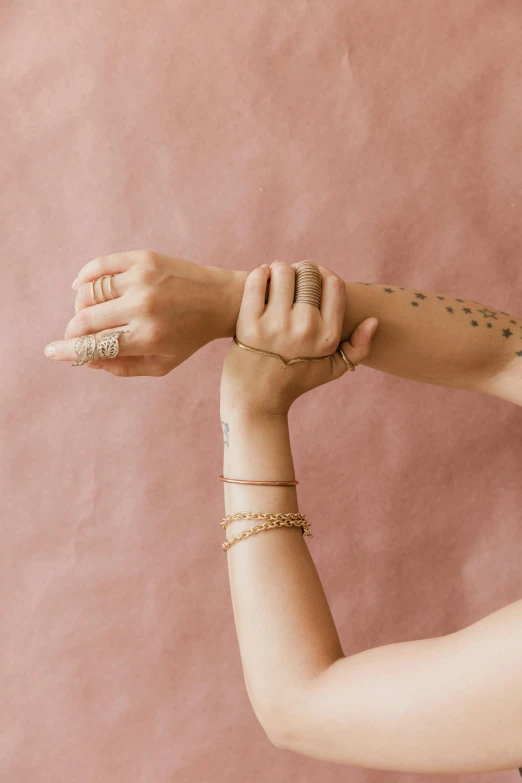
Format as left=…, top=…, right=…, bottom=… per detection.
left=462, top=307, right=472, bottom=314
left=517, top=350, right=522, bottom=357
left=415, top=292, right=427, bottom=300
left=446, top=307, right=454, bottom=313
left=411, top=301, right=419, bottom=307
left=486, top=323, right=493, bottom=328
left=502, top=328, right=513, bottom=338
left=383, top=288, right=394, bottom=293
left=455, top=299, right=464, bottom=303
left=478, top=308, right=498, bottom=320
left=436, top=296, right=445, bottom=300
left=470, top=320, right=478, bottom=327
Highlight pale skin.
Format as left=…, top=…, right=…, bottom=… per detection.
left=43, top=253, right=522, bottom=772
left=219, top=262, right=522, bottom=775
left=43, top=251, right=522, bottom=407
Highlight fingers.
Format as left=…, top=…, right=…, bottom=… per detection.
left=63, top=297, right=129, bottom=340
left=45, top=326, right=133, bottom=364
left=72, top=251, right=137, bottom=291
left=74, top=270, right=128, bottom=311
left=330, top=318, right=379, bottom=381
left=84, top=356, right=170, bottom=377
left=265, top=261, right=295, bottom=314
left=319, top=269, right=346, bottom=334
left=238, top=265, right=272, bottom=320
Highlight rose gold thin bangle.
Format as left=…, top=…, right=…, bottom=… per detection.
left=218, top=475, right=299, bottom=486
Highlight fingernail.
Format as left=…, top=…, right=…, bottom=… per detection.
left=45, top=344, right=56, bottom=358
left=72, top=277, right=79, bottom=290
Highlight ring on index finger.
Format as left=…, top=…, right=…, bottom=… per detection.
left=72, top=329, right=129, bottom=366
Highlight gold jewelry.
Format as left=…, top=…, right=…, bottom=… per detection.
left=98, top=274, right=116, bottom=302
left=219, top=475, right=298, bottom=486
left=72, top=333, right=97, bottom=366
left=338, top=346, right=357, bottom=372
left=221, top=511, right=307, bottom=529
left=294, top=260, right=322, bottom=308
left=233, top=335, right=333, bottom=369
left=221, top=512, right=312, bottom=552
left=71, top=330, right=128, bottom=365
left=97, top=330, right=129, bottom=359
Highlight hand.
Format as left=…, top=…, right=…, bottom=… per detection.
left=44, top=250, right=246, bottom=377
left=220, top=261, right=379, bottom=416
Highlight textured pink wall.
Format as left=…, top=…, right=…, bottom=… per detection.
left=3, top=1, right=522, bottom=781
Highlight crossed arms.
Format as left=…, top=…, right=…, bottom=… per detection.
left=47, top=251, right=522, bottom=406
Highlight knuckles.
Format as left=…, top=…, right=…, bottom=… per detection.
left=142, top=319, right=166, bottom=346
left=133, top=249, right=158, bottom=267
left=134, top=288, right=160, bottom=316
left=329, top=275, right=345, bottom=292
left=320, top=331, right=341, bottom=353
left=130, top=264, right=158, bottom=287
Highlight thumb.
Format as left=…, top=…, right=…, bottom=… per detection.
left=331, top=318, right=379, bottom=381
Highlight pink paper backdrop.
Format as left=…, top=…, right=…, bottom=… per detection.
left=3, top=1, right=522, bottom=781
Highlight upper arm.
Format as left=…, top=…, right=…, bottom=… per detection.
left=281, top=598, right=522, bottom=774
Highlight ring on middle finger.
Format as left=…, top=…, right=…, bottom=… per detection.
left=91, top=274, right=116, bottom=305
left=294, top=260, right=322, bottom=308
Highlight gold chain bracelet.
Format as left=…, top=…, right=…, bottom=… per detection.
left=221, top=512, right=312, bottom=552
left=221, top=511, right=307, bottom=529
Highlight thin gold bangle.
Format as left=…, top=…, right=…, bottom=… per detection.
left=218, top=475, right=298, bottom=486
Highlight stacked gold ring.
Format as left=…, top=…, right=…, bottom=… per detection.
left=75, top=274, right=116, bottom=313
left=293, top=260, right=322, bottom=308
left=92, top=274, right=116, bottom=305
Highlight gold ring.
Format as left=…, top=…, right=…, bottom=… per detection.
left=98, top=275, right=114, bottom=302
left=338, top=347, right=357, bottom=372
left=72, top=333, right=97, bottom=366
left=294, top=260, right=322, bottom=308
left=97, top=330, right=128, bottom=359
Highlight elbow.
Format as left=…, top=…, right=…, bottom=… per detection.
left=253, top=698, right=306, bottom=753
left=263, top=719, right=295, bottom=752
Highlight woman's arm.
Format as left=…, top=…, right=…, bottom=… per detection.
left=230, top=269, right=522, bottom=402
left=220, top=409, right=342, bottom=728
left=219, top=262, right=522, bottom=775
left=222, top=409, right=522, bottom=775
left=341, top=281, right=522, bottom=403
left=52, top=252, right=521, bottom=405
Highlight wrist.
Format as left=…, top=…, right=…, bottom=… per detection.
left=220, top=402, right=288, bottom=425
left=208, top=266, right=249, bottom=339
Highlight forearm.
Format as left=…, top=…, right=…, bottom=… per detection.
left=221, top=269, right=522, bottom=398
left=220, top=407, right=343, bottom=741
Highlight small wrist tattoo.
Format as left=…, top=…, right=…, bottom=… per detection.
left=221, top=420, right=230, bottom=447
